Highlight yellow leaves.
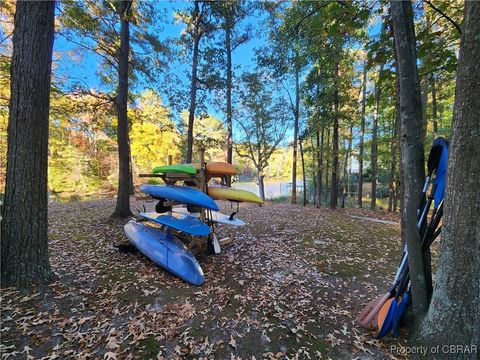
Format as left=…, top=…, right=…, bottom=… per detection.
left=129, top=117, right=180, bottom=172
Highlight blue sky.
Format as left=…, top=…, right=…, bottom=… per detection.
left=51, top=0, right=383, bottom=162
left=53, top=1, right=267, bottom=123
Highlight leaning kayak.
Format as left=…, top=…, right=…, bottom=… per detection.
left=124, top=220, right=204, bottom=285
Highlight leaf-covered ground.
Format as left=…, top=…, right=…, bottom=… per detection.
left=1, top=199, right=413, bottom=359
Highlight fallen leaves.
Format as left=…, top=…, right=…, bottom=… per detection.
left=229, top=335, right=237, bottom=349
left=0, top=200, right=405, bottom=359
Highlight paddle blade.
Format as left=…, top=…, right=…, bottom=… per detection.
left=359, top=292, right=391, bottom=327
left=392, top=292, right=410, bottom=337
left=357, top=295, right=383, bottom=329
left=377, top=298, right=393, bottom=329
left=377, top=299, right=397, bottom=339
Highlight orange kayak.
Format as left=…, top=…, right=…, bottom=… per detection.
left=193, top=162, right=238, bottom=177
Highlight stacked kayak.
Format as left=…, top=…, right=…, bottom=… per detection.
left=125, top=221, right=204, bottom=286
left=207, top=186, right=263, bottom=204
left=125, top=161, right=263, bottom=285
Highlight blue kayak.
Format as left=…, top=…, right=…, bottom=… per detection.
left=124, top=220, right=204, bottom=285
left=140, top=184, right=219, bottom=211
left=139, top=211, right=211, bottom=236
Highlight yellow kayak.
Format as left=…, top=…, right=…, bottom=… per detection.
left=207, top=186, right=263, bottom=204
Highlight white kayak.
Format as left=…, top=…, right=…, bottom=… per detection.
left=173, top=207, right=245, bottom=227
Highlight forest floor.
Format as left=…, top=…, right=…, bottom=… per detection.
left=1, top=198, right=413, bottom=359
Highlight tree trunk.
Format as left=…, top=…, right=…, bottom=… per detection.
left=225, top=24, right=233, bottom=185
left=316, top=128, right=324, bottom=208
left=388, top=118, right=398, bottom=212
left=392, top=0, right=428, bottom=321
left=258, top=168, right=265, bottom=201
left=129, top=154, right=134, bottom=195
left=371, top=17, right=387, bottom=211
left=186, top=0, right=201, bottom=163
left=431, top=74, right=438, bottom=134
left=310, top=135, right=317, bottom=204
left=113, top=0, right=133, bottom=218
left=358, top=59, right=367, bottom=208
left=1, top=1, right=56, bottom=287
left=330, top=59, right=339, bottom=210
left=342, top=124, right=353, bottom=209
left=392, top=21, right=403, bottom=217
left=371, top=87, right=379, bottom=210
left=299, top=137, right=307, bottom=206
left=422, top=2, right=480, bottom=352
left=291, top=59, right=300, bottom=204
left=324, top=128, right=330, bottom=203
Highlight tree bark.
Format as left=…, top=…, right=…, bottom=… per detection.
left=330, top=59, right=340, bottom=209
left=258, top=168, right=265, bottom=201
left=299, top=137, right=307, bottom=206
left=392, top=0, right=428, bottom=320
left=431, top=74, right=438, bottom=134
left=358, top=59, right=367, bottom=208
left=1, top=1, right=56, bottom=287
left=388, top=118, right=398, bottom=212
left=186, top=0, right=201, bottom=163
left=113, top=0, right=133, bottom=218
left=422, top=2, right=480, bottom=352
left=392, top=22, right=403, bottom=216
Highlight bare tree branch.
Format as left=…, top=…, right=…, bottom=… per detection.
left=424, top=0, right=462, bottom=34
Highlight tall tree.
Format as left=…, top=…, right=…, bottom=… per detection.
left=370, top=16, right=388, bottom=211
left=341, top=124, right=353, bottom=208
left=259, top=4, right=307, bottom=204
left=113, top=0, right=133, bottom=218
left=324, top=128, right=330, bottom=203
left=291, top=44, right=301, bottom=204
left=236, top=71, right=288, bottom=200
left=58, top=0, right=168, bottom=215
left=316, top=127, right=324, bottom=207
left=299, top=132, right=307, bottom=206
left=211, top=2, right=252, bottom=166
left=330, top=57, right=340, bottom=209
left=185, top=0, right=202, bottom=163
left=422, top=1, right=480, bottom=351
left=1, top=1, right=56, bottom=286
left=358, top=59, right=367, bottom=208
left=182, top=0, right=215, bottom=163
left=391, top=0, right=428, bottom=320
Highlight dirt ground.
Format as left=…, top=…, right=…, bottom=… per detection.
left=1, top=199, right=412, bottom=359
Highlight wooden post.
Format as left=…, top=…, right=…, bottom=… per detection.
left=168, top=154, right=173, bottom=165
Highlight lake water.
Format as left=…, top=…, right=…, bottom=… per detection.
left=232, top=180, right=304, bottom=199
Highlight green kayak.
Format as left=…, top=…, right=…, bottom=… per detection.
left=152, top=164, right=197, bottom=175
